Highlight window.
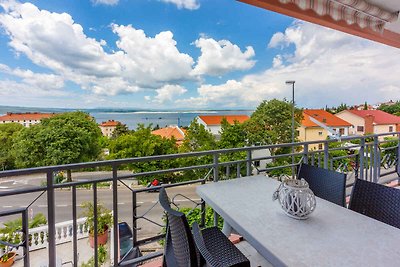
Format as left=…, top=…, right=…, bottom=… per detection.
left=318, top=144, right=323, bottom=150
left=357, top=126, right=364, bottom=132
left=339, top=128, right=345, bottom=135
left=318, top=131, right=323, bottom=136
left=389, top=126, right=393, bottom=132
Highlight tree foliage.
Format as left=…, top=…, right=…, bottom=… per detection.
left=108, top=124, right=179, bottom=183
left=111, top=123, right=131, bottom=139
left=218, top=118, right=247, bottom=149
left=0, top=123, right=23, bottom=170
left=180, top=121, right=217, bottom=152
left=12, top=112, right=102, bottom=168
left=378, top=101, right=400, bottom=116
left=245, top=99, right=302, bottom=155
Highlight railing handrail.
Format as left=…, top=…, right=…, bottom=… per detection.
left=0, top=131, right=398, bottom=178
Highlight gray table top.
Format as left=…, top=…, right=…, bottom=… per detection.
left=196, top=175, right=400, bottom=267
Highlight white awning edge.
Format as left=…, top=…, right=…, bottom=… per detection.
left=279, top=0, right=399, bottom=33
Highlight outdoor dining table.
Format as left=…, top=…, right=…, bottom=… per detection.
left=196, top=175, right=400, bottom=267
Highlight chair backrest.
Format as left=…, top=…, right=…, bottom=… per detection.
left=159, top=187, right=198, bottom=267
left=297, top=163, right=347, bottom=206
left=349, top=179, right=400, bottom=229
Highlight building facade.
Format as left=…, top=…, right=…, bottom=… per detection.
left=299, top=109, right=352, bottom=150
left=151, top=125, right=186, bottom=146
left=196, top=115, right=250, bottom=137
left=0, top=112, right=55, bottom=127
left=99, top=120, right=120, bottom=137
left=336, top=110, right=400, bottom=139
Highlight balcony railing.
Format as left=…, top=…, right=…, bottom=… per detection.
left=0, top=132, right=399, bottom=266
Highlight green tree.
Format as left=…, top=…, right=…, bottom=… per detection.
left=180, top=121, right=217, bottom=152
left=378, top=101, right=400, bottom=116
left=363, top=101, right=368, bottom=110
left=178, top=121, right=217, bottom=181
left=218, top=118, right=247, bottom=177
left=108, top=125, right=179, bottom=183
left=12, top=112, right=102, bottom=169
left=218, top=118, right=247, bottom=149
left=244, top=99, right=302, bottom=155
left=111, top=123, right=131, bottom=139
left=334, top=103, right=348, bottom=114
left=0, top=123, right=23, bottom=170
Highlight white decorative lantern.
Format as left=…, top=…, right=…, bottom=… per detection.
left=273, top=178, right=316, bottom=220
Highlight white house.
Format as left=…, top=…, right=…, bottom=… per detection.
left=336, top=110, right=400, bottom=139
left=0, top=112, right=55, bottom=127
left=196, top=115, right=250, bottom=136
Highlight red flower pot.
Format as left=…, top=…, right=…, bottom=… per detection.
left=89, top=226, right=109, bottom=248
left=0, top=252, right=17, bottom=267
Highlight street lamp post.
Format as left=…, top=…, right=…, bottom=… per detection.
left=286, top=80, right=295, bottom=178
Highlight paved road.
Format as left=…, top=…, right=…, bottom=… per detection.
left=0, top=172, right=201, bottom=240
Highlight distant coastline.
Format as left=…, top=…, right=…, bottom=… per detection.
left=0, top=105, right=254, bottom=130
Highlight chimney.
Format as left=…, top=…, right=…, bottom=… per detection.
left=364, top=114, right=374, bottom=134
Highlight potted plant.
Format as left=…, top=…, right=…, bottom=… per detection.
left=0, top=220, right=20, bottom=267
left=0, top=244, right=17, bottom=267
left=81, top=202, right=112, bottom=248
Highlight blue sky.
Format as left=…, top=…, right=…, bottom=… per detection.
left=0, top=0, right=399, bottom=109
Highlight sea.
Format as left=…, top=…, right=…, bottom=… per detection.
left=0, top=106, right=254, bottom=130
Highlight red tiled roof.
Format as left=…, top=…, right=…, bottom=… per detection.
left=152, top=126, right=186, bottom=141
left=0, top=112, right=55, bottom=121
left=198, top=115, right=250, bottom=125
left=302, top=109, right=352, bottom=127
left=99, top=120, right=120, bottom=127
left=347, top=110, right=400, bottom=124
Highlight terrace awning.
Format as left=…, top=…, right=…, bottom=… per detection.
left=239, top=0, right=400, bottom=48
left=279, top=0, right=398, bottom=32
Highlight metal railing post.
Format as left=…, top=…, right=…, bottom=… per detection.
left=359, top=138, right=365, bottom=180
left=72, top=186, right=78, bottom=267
left=93, top=183, right=98, bottom=266
left=213, top=153, right=219, bottom=227
left=22, top=208, right=30, bottom=266
left=324, top=141, right=329, bottom=169
left=291, top=143, right=296, bottom=178
left=397, top=133, right=400, bottom=183
left=132, top=191, right=138, bottom=247
left=373, top=136, right=379, bottom=183
left=200, top=179, right=206, bottom=227
left=246, top=150, right=252, bottom=176
left=47, top=171, right=56, bottom=267
left=303, top=144, right=309, bottom=164
left=112, top=166, right=119, bottom=266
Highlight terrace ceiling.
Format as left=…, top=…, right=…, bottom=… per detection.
left=239, top=0, right=400, bottom=48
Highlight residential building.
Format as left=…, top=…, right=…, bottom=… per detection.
left=99, top=120, right=120, bottom=137
left=353, top=104, right=374, bottom=110
left=152, top=125, right=186, bottom=146
left=299, top=109, right=352, bottom=150
left=336, top=110, right=400, bottom=139
left=196, top=115, right=250, bottom=137
left=0, top=112, right=55, bottom=127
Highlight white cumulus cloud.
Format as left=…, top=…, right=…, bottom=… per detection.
left=0, top=1, right=195, bottom=96
left=160, top=0, right=200, bottom=10
left=0, top=63, right=65, bottom=91
left=154, top=84, right=187, bottom=103
left=178, top=21, right=400, bottom=108
left=192, top=37, right=256, bottom=76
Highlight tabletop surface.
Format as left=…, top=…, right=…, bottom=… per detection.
left=196, top=175, right=400, bottom=267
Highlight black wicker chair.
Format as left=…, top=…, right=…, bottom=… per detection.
left=349, top=179, right=400, bottom=229
left=159, top=187, right=250, bottom=267
left=297, top=163, right=347, bottom=207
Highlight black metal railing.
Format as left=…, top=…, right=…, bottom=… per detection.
left=0, top=132, right=399, bottom=266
